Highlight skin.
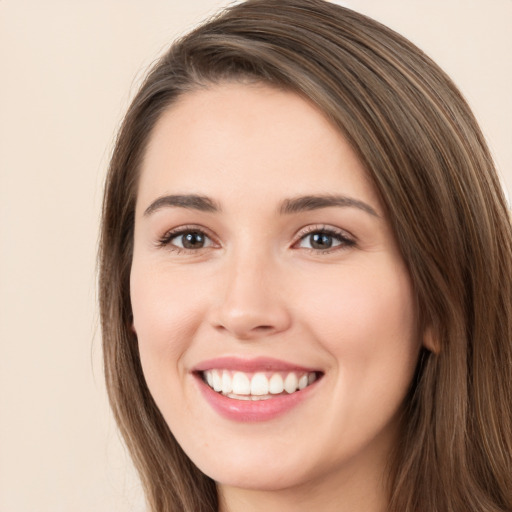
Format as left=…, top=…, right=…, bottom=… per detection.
left=130, top=83, right=425, bottom=512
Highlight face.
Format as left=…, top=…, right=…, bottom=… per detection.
left=131, top=83, right=422, bottom=500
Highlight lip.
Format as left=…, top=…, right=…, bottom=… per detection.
left=193, top=356, right=318, bottom=373
left=192, top=357, right=322, bottom=422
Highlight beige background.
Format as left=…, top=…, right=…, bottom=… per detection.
left=0, top=1, right=510, bottom=511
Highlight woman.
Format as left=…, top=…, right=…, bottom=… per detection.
left=98, top=1, right=512, bottom=510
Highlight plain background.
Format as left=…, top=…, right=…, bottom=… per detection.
left=0, top=1, right=510, bottom=511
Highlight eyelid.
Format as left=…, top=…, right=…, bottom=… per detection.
left=292, top=224, right=356, bottom=252
left=155, top=223, right=355, bottom=253
left=157, top=224, right=220, bottom=250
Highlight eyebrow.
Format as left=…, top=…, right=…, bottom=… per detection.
left=144, top=194, right=220, bottom=216
left=143, top=193, right=378, bottom=218
left=279, top=194, right=379, bottom=217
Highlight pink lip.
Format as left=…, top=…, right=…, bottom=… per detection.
left=192, top=357, right=321, bottom=422
left=193, top=356, right=317, bottom=373
left=195, top=376, right=318, bottom=422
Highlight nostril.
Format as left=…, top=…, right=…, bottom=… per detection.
left=254, top=325, right=274, bottom=331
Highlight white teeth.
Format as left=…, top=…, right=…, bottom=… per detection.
left=229, top=394, right=251, bottom=400
left=202, top=369, right=318, bottom=397
left=269, top=373, right=284, bottom=394
left=232, top=372, right=251, bottom=395
left=221, top=370, right=232, bottom=394
left=212, top=370, right=222, bottom=392
left=250, top=372, right=269, bottom=395
left=284, top=372, right=299, bottom=393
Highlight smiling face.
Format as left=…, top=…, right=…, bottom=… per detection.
left=130, top=83, right=422, bottom=509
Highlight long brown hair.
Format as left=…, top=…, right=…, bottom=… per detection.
left=99, top=1, right=512, bottom=510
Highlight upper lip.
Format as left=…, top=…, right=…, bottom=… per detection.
left=193, top=356, right=320, bottom=373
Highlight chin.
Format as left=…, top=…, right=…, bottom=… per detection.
left=201, top=458, right=312, bottom=492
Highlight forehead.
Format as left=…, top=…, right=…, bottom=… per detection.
left=137, top=83, right=381, bottom=214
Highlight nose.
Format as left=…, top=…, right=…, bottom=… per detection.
left=210, top=250, right=292, bottom=340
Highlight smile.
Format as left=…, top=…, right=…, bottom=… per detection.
left=201, top=370, right=318, bottom=400
left=193, top=357, right=323, bottom=421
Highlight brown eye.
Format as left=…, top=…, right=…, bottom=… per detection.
left=309, top=233, right=335, bottom=250
left=180, top=231, right=206, bottom=249
left=160, top=229, right=215, bottom=250
left=296, top=229, right=355, bottom=252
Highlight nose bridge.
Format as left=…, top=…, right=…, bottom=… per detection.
left=212, top=241, right=290, bottom=339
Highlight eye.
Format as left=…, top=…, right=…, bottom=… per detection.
left=174, top=231, right=211, bottom=249
left=295, top=227, right=355, bottom=252
left=158, top=227, right=215, bottom=251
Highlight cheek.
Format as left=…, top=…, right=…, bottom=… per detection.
left=299, top=260, right=419, bottom=387
left=304, top=261, right=414, bottom=332
left=130, top=263, right=205, bottom=388
left=297, top=261, right=420, bottom=450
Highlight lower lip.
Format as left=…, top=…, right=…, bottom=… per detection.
left=195, top=375, right=318, bottom=422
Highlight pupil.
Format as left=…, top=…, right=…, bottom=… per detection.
left=183, top=232, right=204, bottom=249
left=311, top=233, right=332, bottom=249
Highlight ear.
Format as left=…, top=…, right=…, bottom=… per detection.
left=422, top=325, right=440, bottom=354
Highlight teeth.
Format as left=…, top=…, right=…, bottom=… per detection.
left=269, top=373, right=284, bottom=394
left=250, top=372, right=269, bottom=395
left=202, top=369, right=318, bottom=398
left=298, top=374, right=308, bottom=390
left=284, top=372, right=298, bottom=393
left=221, top=370, right=232, bottom=394
left=212, top=370, right=222, bottom=392
left=232, top=372, right=251, bottom=395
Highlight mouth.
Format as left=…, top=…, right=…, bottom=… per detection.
left=199, top=369, right=320, bottom=401
left=192, top=357, right=323, bottom=421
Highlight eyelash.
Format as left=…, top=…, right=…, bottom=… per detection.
left=293, top=225, right=356, bottom=253
left=157, top=224, right=356, bottom=254
left=157, top=225, right=217, bottom=253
